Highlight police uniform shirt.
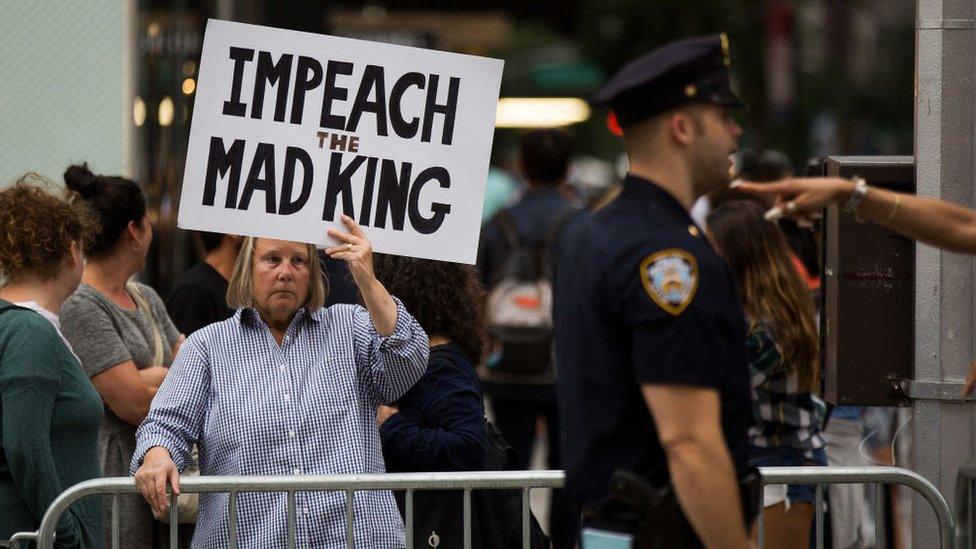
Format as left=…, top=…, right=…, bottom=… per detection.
left=555, top=173, right=751, bottom=508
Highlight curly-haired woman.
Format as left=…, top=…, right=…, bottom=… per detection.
left=707, top=200, right=827, bottom=549
left=372, top=255, right=490, bottom=546
left=0, top=176, right=103, bottom=547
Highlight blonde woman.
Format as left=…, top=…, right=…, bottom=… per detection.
left=132, top=216, right=429, bottom=548
left=707, top=200, right=827, bottom=549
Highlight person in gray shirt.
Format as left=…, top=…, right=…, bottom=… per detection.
left=60, top=163, right=183, bottom=548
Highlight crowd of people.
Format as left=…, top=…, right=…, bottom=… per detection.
left=4, top=32, right=976, bottom=549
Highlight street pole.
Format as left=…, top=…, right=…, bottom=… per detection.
left=913, top=0, right=976, bottom=545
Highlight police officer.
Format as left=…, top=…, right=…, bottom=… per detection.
left=555, top=35, right=756, bottom=548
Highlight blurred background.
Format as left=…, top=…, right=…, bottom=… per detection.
left=0, top=0, right=914, bottom=294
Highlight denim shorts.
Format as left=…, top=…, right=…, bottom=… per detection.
left=748, top=445, right=827, bottom=507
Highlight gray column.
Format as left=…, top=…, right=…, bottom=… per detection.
left=913, top=0, right=976, bottom=546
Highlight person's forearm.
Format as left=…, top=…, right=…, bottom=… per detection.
left=667, top=439, right=750, bottom=549
left=859, top=187, right=976, bottom=254
left=360, top=279, right=397, bottom=336
left=138, top=366, right=169, bottom=388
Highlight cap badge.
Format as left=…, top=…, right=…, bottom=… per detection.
left=720, top=32, right=731, bottom=67
left=639, top=249, right=699, bottom=316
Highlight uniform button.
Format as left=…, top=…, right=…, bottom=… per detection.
left=284, top=394, right=290, bottom=402
left=288, top=430, right=296, bottom=438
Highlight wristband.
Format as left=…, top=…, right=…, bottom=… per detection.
left=843, top=176, right=868, bottom=222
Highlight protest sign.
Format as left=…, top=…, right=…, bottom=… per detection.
left=178, top=19, right=504, bottom=264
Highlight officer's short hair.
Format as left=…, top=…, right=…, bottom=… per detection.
left=519, top=129, right=573, bottom=185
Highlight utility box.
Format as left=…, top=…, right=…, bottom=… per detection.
left=821, top=156, right=915, bottom=406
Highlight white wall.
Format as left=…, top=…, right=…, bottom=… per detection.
left=0, top=0, right=132, bottom=185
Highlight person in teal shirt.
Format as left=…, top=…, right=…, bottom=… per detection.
left=0, top=176, right=103, bottom=547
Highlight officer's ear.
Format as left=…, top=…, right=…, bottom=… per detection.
left=666, top=108, right=701, bottom=147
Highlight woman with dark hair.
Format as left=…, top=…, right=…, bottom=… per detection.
left=374, top=255, right=488, bottom=470
left=707, top=200, right=827, bottom=549
left=59, top=164, right=184, bottom=547
left=0, top=176, right=102, bottom=547
left=372, top=254, right=490, bottom=545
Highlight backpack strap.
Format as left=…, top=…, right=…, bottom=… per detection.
left=492, top=208, right=522, bottom=252
left=543, top=205, right=579, bottom=248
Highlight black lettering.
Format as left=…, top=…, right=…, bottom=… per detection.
left=408, top=167, right=451, bottom=234
left=322, top=153, right=366, bottom=221
left=321, top=61, right=353, bottom=130
left=238, top=143, right=277, bottom=214
left=346, top=65, right=388, bottom=136
left=203, top=137, right=246, bottom=208
left=359, top=157, right=379, bottom=226
left=251, top=51, right=293, bottom=122
left=421, top=75, right=460, bottom=145
left=390, top=72, right=425, bottom=139
left=375, top=159, right=412, bottom=231
left=223, top=47, right=255, bottom=117
left=279, top=147, right=313, bottom=215
left=290, top=56, right=323, bottom=124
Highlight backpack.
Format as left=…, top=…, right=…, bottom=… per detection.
left=484, top=206, right=576, bottom=384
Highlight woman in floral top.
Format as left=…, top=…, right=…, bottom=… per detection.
left=708, top=200, right=826, bottom=549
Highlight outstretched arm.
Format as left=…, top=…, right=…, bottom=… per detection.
left=734, top=178, right=976, bottom=254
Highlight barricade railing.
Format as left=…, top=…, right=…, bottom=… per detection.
left=7, top=466, right=956, bottom=549
left=18, top=470, right=564, bottom=549
left=760, top=466, right=956, bottom=549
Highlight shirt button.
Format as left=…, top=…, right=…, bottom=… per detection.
left=288, top=430, right=296, bottom=438
left=279, top=364, right=286, bottom=372
left=283, top=394, right=290, bottom=402
left=303, top=507, right=309, bottom=515
left=293, top=467, right=301, bottom=475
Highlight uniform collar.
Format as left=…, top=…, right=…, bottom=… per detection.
left=620, top=173, right=695, bottom=221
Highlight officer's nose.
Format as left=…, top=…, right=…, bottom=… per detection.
left=728, top=118, right=743, bottom=139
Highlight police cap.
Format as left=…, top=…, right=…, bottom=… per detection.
left=593, top=34, right=744, bottom=128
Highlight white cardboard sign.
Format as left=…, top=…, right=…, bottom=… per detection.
left=178, top=20, right=504, bottom=264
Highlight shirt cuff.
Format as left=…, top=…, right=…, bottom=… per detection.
left=130, top=433, right=191, bottom=475
left=371, top=296, right=416, bottom=348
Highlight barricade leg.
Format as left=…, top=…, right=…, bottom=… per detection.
left=228, top=491, right=238, bottom=549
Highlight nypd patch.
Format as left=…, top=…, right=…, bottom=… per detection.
left=639, top=249, right=699, bottom=316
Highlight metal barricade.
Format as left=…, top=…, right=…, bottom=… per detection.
left=760, top=466, right=956, bottom=549
left=955, top=460, right=976, bottom=549
left=21, top=470, right=564, bottom=549
left=8, top=466, right=956, bottom=548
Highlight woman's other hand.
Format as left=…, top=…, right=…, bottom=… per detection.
left=134, top=446, right=181, bottom=518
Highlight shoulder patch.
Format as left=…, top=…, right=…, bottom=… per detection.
left=639, top=249, right=699, bottom=316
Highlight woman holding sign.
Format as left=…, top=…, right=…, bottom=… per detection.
left=131, top=214, right=429, bottom=548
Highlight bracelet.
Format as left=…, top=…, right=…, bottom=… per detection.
left=843, top=176, right=868, bottom=222
left=882, top=192, right=901, bottom=224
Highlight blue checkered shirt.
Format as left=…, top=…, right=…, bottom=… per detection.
left=132, top=299, right=429, bottom=548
